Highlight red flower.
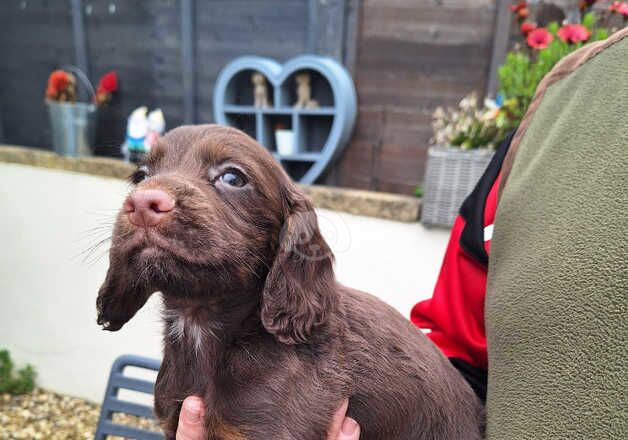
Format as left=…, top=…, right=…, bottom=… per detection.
left=557, top=24, right=591, bottom=43
left=46, top=70, right=70, bottom=97
left=510, top=2, right=528, bottom=19
left=520, top=22, right=537, bottom=36
left=526, top=28, right=554, bottom=49
left=94, top=71, right=118, bottom=104
left=510, top=1, right=526, bottom=13
left=97, top=71, right=118, bottom=93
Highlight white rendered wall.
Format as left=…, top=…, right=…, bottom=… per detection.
left=0, top=163, right=449, bottom=402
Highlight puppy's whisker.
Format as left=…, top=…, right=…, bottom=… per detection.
left=83, top=249, right=111, bottom=267
left=75, top=236, right=112, bottom=264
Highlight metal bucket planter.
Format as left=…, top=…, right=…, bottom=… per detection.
left=421, top=146, right=495, bottom=228
left=46, top=100, right=97, bottom=157
left=46, top=65, right=98, bottom=157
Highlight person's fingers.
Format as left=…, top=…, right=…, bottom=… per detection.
left=326, top=399, right=349, bottom=439
left=326, top=399, right=360, bottom=439
left=176, top=396, right=206, bottom=440
left=336, top=416, right=360, bottom=440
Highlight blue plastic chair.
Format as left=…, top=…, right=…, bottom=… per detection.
left=94, top=354, right=164, bottom=440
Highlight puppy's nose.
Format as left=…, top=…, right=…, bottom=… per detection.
left=124, top=189, right=175, bottom=227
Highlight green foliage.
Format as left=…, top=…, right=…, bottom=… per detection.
left=414, top=185, right=424, bottom=198
left=431, top=8, right=621, bottom=151
left=0, top=349, right=36, bottom=395
left=497, top=20, right=610, bottom=132
left=582, top=12, right=595, bottom=31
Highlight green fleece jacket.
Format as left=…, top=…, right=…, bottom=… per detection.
left=485, top=30, right=628, bottom=439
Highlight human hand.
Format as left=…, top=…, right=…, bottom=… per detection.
left=175, top=396, right=205, bottom=440
left=175, top=396, right=360, bottom=439
left=326, top=399, right=361, bottom=440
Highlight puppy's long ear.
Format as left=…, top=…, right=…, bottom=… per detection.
left=261, top=187, right=337, bottom=344
left=96, top=258, right=152, bottom=331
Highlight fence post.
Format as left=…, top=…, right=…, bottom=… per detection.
left=181, top=0, right=197, bottom=124
left=70, top=0, right=90, bottom=101
left=487, top=0, right=512, bottom=98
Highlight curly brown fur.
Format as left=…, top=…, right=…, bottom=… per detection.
left=97, top=124, right=484, bottom=439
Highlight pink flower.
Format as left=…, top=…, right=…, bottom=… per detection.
left=527, top=28, right=554, bottom=49
left=520, top=22, right=537, bottom=36
left=557, top=24, right=591, bottom=44
left=609, top=1, right=628, bottom=15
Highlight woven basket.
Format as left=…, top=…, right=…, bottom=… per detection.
left=421, top=146, right=495, bottom=228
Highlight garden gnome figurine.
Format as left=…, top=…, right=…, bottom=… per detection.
left=146, top=108, right=166, bottom=149
left=122, top=106, right=151, bottom=163
left=252, top=72, right=269, bottom=108
left=294, top=72, right=319, bottom=109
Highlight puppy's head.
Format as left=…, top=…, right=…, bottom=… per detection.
left=97, top=125, right=336, bottom=344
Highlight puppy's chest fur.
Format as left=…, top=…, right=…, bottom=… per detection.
left=156, top=311, right=349, bottom=440
left=165, top=310, right=221, bottom=354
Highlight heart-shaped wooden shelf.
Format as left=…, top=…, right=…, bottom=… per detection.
left=213, top=55, right=357, bottom=184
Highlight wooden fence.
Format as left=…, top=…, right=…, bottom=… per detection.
left=0, top=0, right=509, bottom=195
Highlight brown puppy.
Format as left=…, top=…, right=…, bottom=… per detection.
left=97, top=125, right=483, bottom=440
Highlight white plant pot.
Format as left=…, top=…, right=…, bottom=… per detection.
left=275, top=129, right=296, bottom=156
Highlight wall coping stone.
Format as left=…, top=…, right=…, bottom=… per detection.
left=0, top=145, right=421, bottom=222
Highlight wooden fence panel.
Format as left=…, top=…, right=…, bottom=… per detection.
left=330, top=0, right=498, bottom=194
left=0, top=0, right=500, bottom=196
left=0, top=0, right=75, bottom=149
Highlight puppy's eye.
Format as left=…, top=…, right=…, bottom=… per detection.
left=130, top=165, right=150, bottom=184
left=218, top=170, right=247, bottom=187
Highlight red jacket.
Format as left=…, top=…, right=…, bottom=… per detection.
left=410, top=132, right=514, bottom=400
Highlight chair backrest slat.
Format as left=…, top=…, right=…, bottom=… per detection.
left=98, top=420, right=164, bottom=440
left=94, top=354, right=164, bottom=440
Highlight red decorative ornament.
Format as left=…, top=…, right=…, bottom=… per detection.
left=557, top=24, right=591, bottom=44
left=526, top=28, right=554, bottom=49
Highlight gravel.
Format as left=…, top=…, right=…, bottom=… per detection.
left=0, top=388, right=161, bottom=439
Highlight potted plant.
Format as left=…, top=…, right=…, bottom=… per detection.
left=421, top=94, right=504, bottom=227
left=421, top=1, right=621, bottom=227
left=45, top=67, right=118, bottom=157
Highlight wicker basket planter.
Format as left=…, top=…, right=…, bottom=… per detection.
left=421, top=146, right=495, bottom=228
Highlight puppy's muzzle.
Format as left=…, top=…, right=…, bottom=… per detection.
left=124, top=189, right=175, bottom=227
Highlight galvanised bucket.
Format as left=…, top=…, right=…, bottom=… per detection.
left=46, top=99, right=97, bottom=157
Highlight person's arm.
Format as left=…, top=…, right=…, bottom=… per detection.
left=175, top=396, right=360, bottom=440
left=410, top=131, right=516, bottom=402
